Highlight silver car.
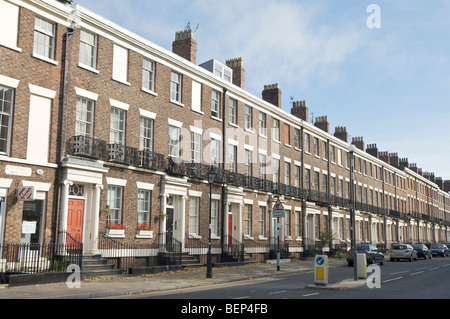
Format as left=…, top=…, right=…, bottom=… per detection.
left=390, top=244, right=418, bottom=262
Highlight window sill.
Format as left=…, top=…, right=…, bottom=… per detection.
left=210, top=115, right=222, bottom=122
left=170, top=99, right=184, bottom=107
left=32, top=53, right=58, bottom=65
left=78, top=63, right=100, bottom=74
left=191, top=108, right=204, bottom=115
left=112, top=77, right=131, bottom=86
left=141, top=87, right=158, bottom=97
left=0, top=42, right=22, bottom=53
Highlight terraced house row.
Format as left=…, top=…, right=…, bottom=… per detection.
left=0, top=0, right=449, bottom=272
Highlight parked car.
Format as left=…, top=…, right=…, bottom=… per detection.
left=346, top=244, right=385, bottom=266
left=390, top=244, right=418, bottom=262
left=412, top=244, right=432, bottom=260
left=430, top=243, right=449, bottom=257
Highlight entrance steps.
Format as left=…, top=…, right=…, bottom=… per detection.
left=81, top=254, right=123, bottom=279
left=181, top=253, right=203, bottom=268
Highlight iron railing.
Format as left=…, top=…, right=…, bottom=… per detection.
left=97, top=231, right=182, bottom=273
left=67, top=135, right=107, bottom=160
left=222, top=236, right=244, bottom=262
left=0, top=231, right=82, bottom=280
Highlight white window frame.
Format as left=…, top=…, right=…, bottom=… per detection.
left=210, top=138, right=220, bottom=168
left=140, top=117, right=154, bottom=152
left=191, top=131, right=202, bottom=163
left=107, top=185, right=123, bottom=225
left=137, top=189, right=151, bottom=225
left=168, top=125, right=181, bottom=159
left=273, top=118, right=280, bottom=142
left=0, top=85, right=14, bottom=155
left=211, top=90, right=221, bottom=118
left=79, top=30, right=98, bottom=69
left=142, top=59, right=155, bottom=93
left=110, top=107, right=126, bottom=145
left=259, top=112, right=267, bottom=136
left=76, top=96, right=95, bottom=137
left=170, top=71, right=182, bottom=103
left=33, top=17, right=56, bottom=61
left=229, top=98, right=237, bottom=125
left=245, top=105, right=252, bottom=130
left=189, top=196, right=200, bottom=235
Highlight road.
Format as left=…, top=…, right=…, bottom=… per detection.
left=130, top=256, right=450, bottom=300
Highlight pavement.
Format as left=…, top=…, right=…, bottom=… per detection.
left=0, top=258, right=366, bottom=299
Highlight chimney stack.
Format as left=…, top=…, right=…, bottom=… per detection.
left=366, top=144, right=379, bottom=158
left=436, top=177, right=443, bottom=190
left=262, top=84, right=282, bottom=108
left=314, top=116, right=330, bottom=133
left=334, top=126, right=348, bottom=143
left=444, top=180, right=450, bottom=192
left=226, top=57, right=245, bottom=89
left=379, top=151, right=390, bottom=164
left=389, top=153, right=399, bottom=168
left=172, top=29, right=197, bottom=64
left=399, top=158, right=409, bottom=170
left=409, top=163, right=418, bottom=173
left=291, top=100, right=308, bottom=122
left=352, top=137, right=365, bottom=151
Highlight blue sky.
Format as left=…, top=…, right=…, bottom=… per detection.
left=74, top=0, right=450, bottom=181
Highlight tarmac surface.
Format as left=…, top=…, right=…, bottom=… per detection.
left=0, top=258, right=366, bottom=299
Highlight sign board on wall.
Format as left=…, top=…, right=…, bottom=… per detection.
left=17, top=187, right=35, bottom=201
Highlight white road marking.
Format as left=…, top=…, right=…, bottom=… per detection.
left=410, top=271, right=424, bottom=276
left=268, top=290, right=287, bottom=295
left=303, top=293, right=320, bottom=297
left=383, top=277, right=403, bottom=283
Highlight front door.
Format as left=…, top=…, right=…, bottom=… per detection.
left=166, top=207, right=174, bottom=249
left=67, top=199, right=84, bottom=244
left=228, top=213, right=233, bottom=245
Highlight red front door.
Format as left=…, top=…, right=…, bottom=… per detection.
left=67, top=199, right=84, bottom=244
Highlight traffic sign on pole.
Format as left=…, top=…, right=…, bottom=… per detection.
left=272, top=199, right=285, bottom=218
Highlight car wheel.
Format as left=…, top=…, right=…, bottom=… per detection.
left=380, top=257, right=384, bottom=266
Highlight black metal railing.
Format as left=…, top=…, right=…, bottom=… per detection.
left=67, top=135, right=107, bottom=160
left=0, top=231, right=82, bottom=280
left=139, top=150, right=165, bottom=171
left=222, top=236, right=244, bottom=262
left=97, top=231, right=182, bottom=273
left=107, top=143, right=138, bottom=166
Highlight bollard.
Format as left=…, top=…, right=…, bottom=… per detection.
left=356, top=253, right=367, bottom=279
left=314, top=255, right=328, bottom=286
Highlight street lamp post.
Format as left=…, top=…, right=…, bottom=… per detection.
left=206, top=166, right=217, bottom=279
left=349, top=144, right=358, bottom=281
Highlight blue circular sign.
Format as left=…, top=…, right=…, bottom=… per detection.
left=316, top=257, right=324, bottom=266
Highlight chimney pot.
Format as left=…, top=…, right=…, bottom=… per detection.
left=226, top=57, right=245, bottom=89
left=172, top=29, right=197, bottom=63
left=262, top=84, right=282, bottom=108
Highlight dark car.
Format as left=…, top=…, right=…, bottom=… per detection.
left=346, top=244, right=385, bottom=266
left=412, top=244, right=432, bottom=260
left=430, top=243, right=449, bottom=257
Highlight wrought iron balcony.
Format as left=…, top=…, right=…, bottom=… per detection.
left=107, top=143, right=138, bottom=166
left=139, top=150, right=165, bottom=171
left=67, top=135, right=107, bottom=160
